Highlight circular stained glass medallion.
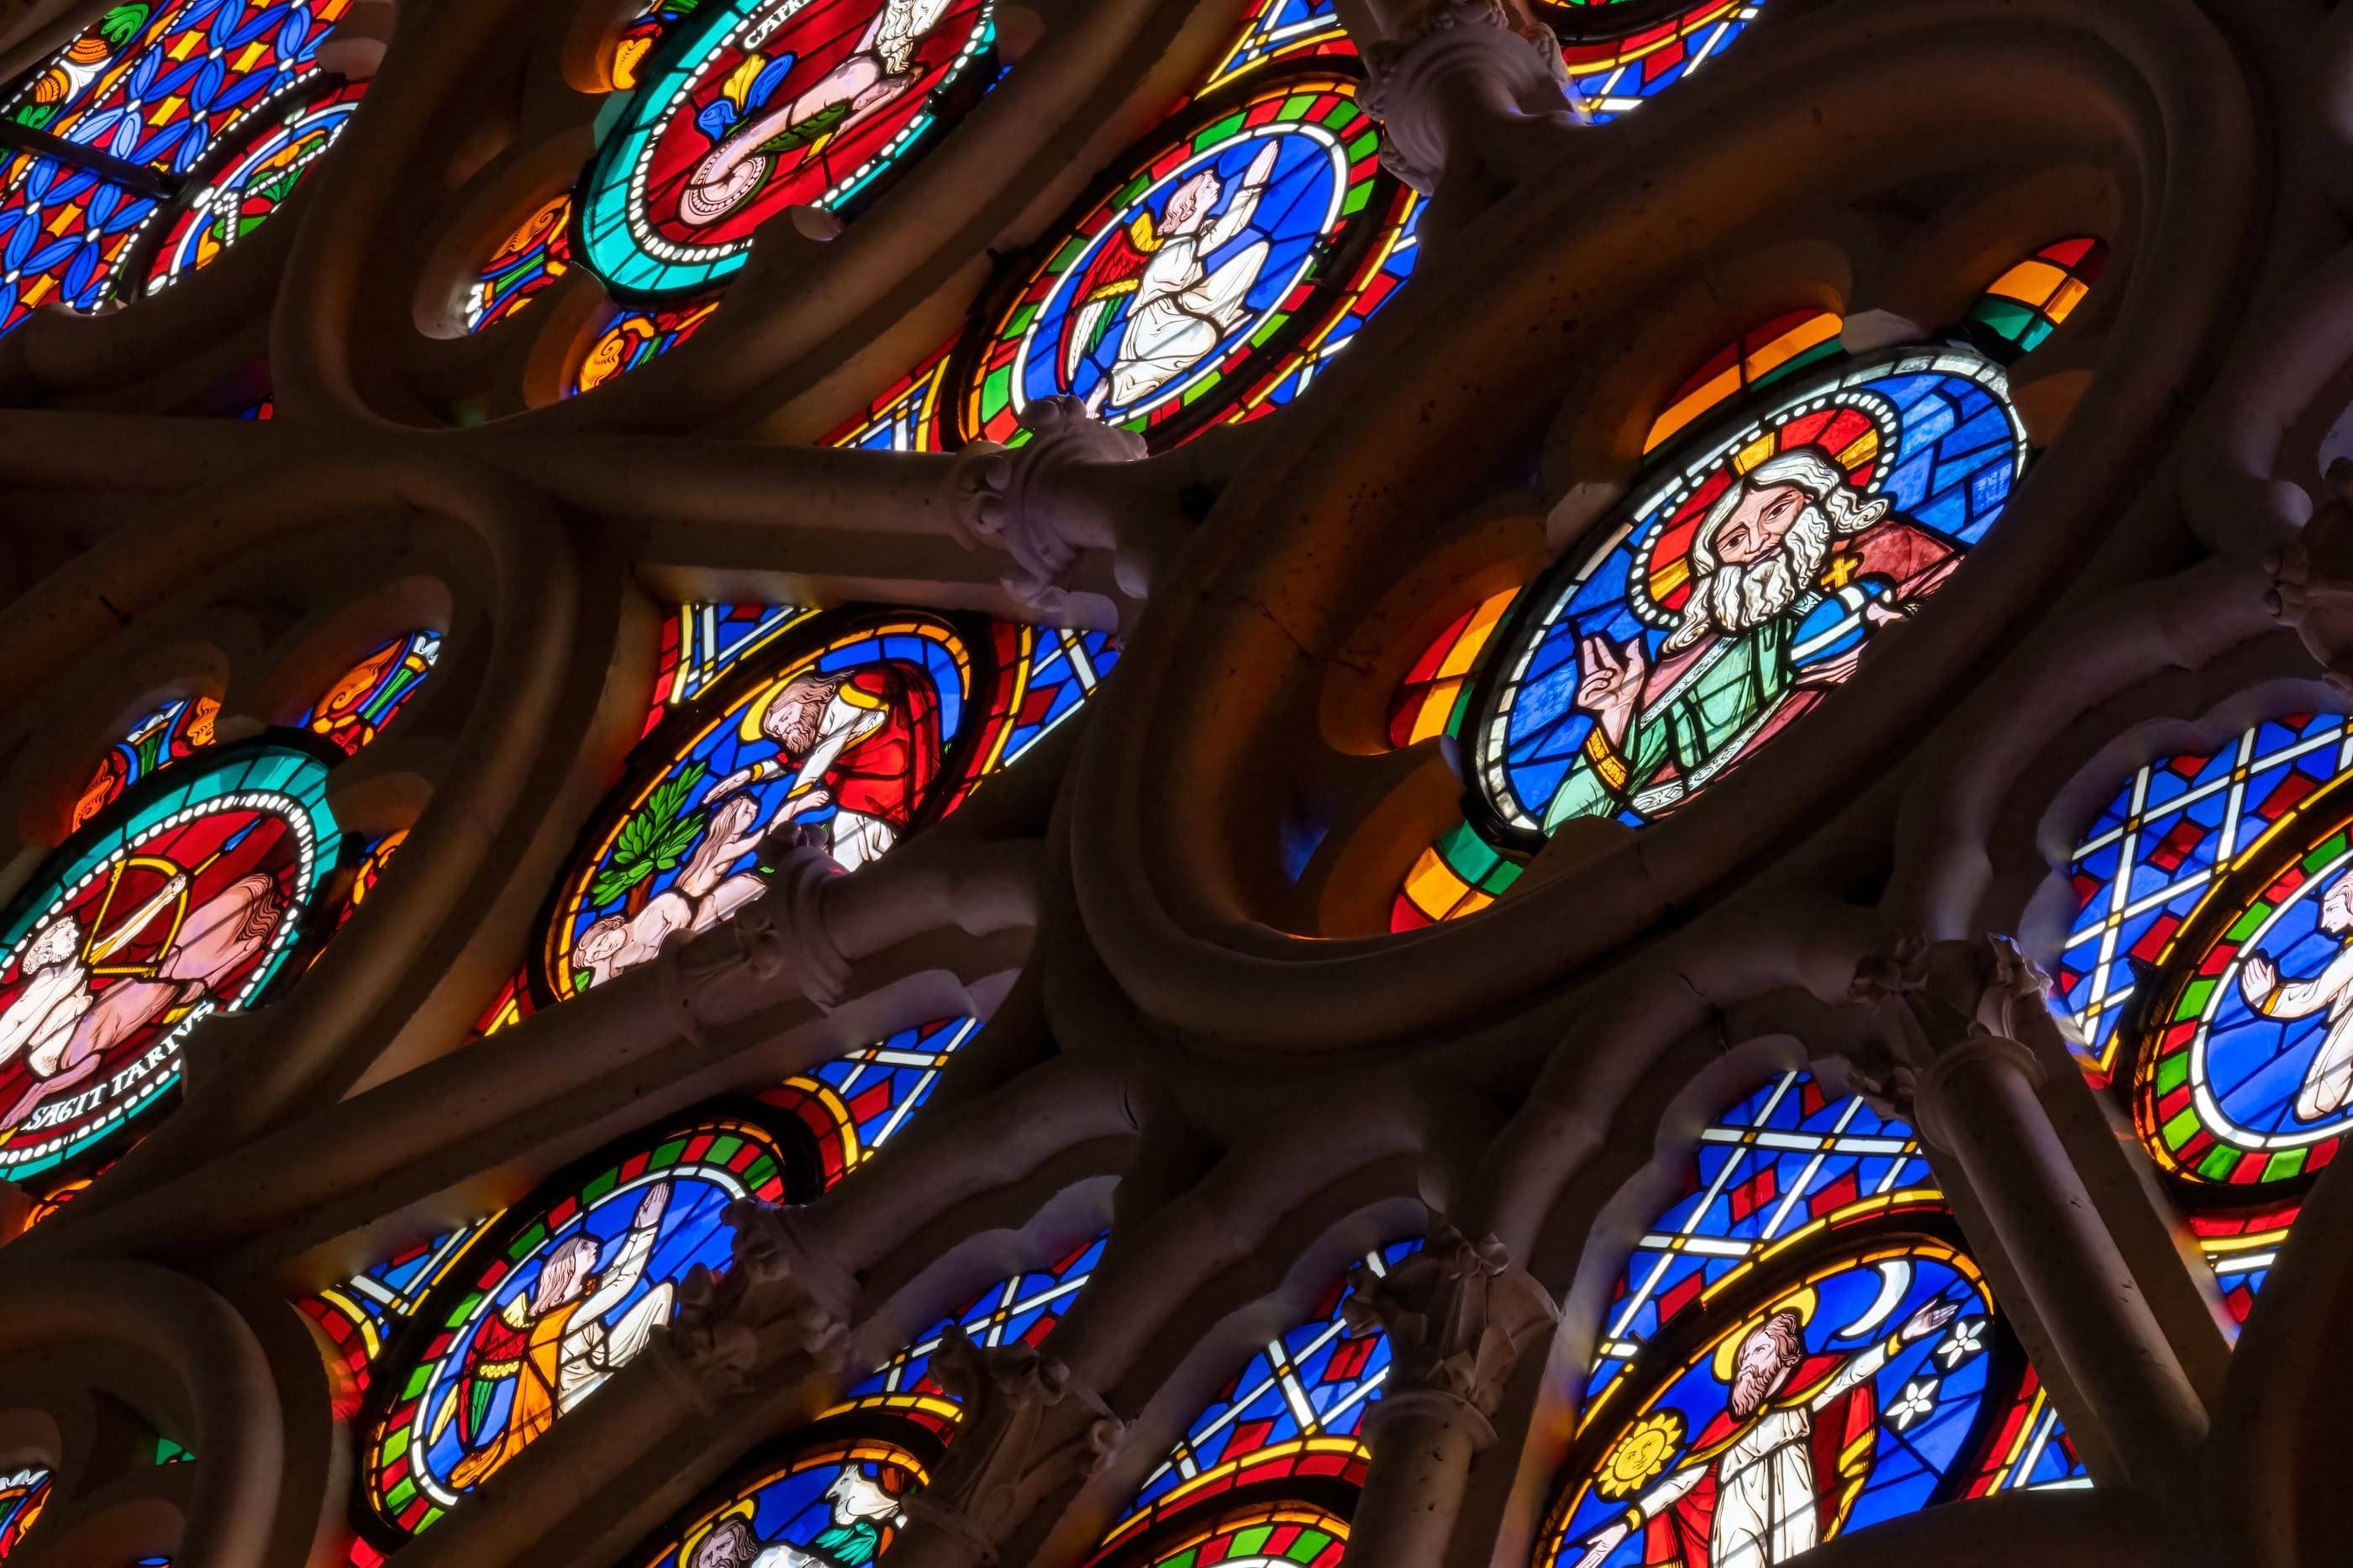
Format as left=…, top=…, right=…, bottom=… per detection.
left=955, top=71, right=1391, bottom=449
left=359, top=1110, right=809, bottom=1543
left=1469, top=345, right=2027, bottom=843
left=576, top=0, right=998, bottom=298
left=0, top=741, right=340, bottom=1184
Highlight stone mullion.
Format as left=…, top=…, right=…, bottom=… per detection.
left=1844, top=936, right=2211, bottom=1528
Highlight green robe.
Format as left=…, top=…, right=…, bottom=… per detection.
left=1542, top=618, right=1795, bottom=829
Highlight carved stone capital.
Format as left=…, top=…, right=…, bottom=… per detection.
left=674, top=830, right=850, bottom=1015
left=1340, top=1229, right=1556, bottom=1439
left=945, top=396, right=1150, bottom=613
left=1842, top=933, right=2054, bottom=1135
left=898, top=1328, right=1124, bottom=1563
left=1362, top=0, right=1579, bottom=197
left=2268, top=458, right=2353, bottom=692
left=667, top=1198, right=855, bottom=1399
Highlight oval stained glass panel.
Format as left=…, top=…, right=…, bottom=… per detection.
left=0, top=743, right=339, bottom=1184
left=577, top=0, right=998, bottom=297
left=540, top=614, right=975, bottom=1001
left=1471, top=346, right=2027, bottom=841
left=358, top=1113, right=803, bottom=1542
left=958, top=71, right=1389, bottom=447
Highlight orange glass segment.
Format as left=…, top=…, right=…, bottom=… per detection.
left=1645, top=309, right=1841, bottom=452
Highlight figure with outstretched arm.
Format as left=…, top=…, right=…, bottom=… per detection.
left=1087, top=139, right=1280, bottom=409
left=440, top=1181, right=679, bottom=1489
left=556, top=1180, right=676, bottom=1412
left=2239, top=869, right=2353, bottom=1123
left=1566, top=1298, right=1957, bottom=1568
left=702, top=671, right=914, bottom=871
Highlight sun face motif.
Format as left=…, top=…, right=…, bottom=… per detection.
left=1596, top=1409, right=1687, bottom=1499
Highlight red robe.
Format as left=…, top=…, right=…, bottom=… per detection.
left=1641, top=1354, right=1880, bottom=1568
left=825, top=666, right=941, bottom=828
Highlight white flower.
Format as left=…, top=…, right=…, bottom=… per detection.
left=1935, top=1318, right=1986, bottom=1368
left=1888, top=1377, right=1940, bottom=1430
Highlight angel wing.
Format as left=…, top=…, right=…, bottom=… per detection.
left=1058, top=210, right=1160, bottom=388
left=429, top=1294, right=531, bottom=1450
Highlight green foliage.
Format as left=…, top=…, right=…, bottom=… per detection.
left=587, top=762, right=708, bottom=909
left=99, top=3, right=150, bottom=49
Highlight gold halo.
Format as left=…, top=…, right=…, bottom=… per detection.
left=677, top=1497, right=757, bottom=1565
left=735, top=654, right=828, bottom=742
left=1709, top=1286, right=1818, bottom=1382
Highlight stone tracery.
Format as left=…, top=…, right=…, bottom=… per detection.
left=0, top=0, right=2342, bottom=1565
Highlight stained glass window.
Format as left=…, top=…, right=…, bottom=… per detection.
left=0, top=742, right=340, bottom=1186
left=829, top=1232, right=1108, bottom=1429
left=544, top=611, right=977, bottom=1002
left=645, top=602, right=821, bottom=734
left=1967, top=237, right=2106, bottom=357
left=355, top=1110, right=809, bottom=1544
left=2055, top=713, right=2353, bottom=1071
left=769, top=1014, right=983, bottom=1187
left=1558, top=2, right=1764, bottom=123
left=1203, top=0, right=1354, bottom=92
left=0, top=1467, right=47, bottom=1557
left=135, top=78, right=366, bottom=296
left=463, top=192, right=573, bottom=333
left=570, top=295, right=722, bottom=397
left=953, top=621, right=1120, bottom=804
left=1393, top=820, right=1523, bottom=931
left=329, top=830, right=407, bottom=931
left=825, top=339, right=955, bottom=452
left=1472, top=345, right=2028, bottom=841
left=0, top=0, right=358, bottom=334
left=1582, top=1071, right=1938, bottom=1417
left=546, top=606, right=1114, bottom=1011
left=1092, top=1240, right=1419, bottom=1563
left=75, top=693, right=220, bottom=831
left=468, top=968, right=533, bottom=1039
left=1124, top=1503, right=1348, bottom=1568
left=303, top=1217, right=497, bottom=1418
left=957, top=71, right=1398, bottom=450
left=1388, top=588, right=1519, bottom=750
left=2055, top=711, right=2353, bottom=1323
left=628, top=1235, right=1100, bottom=1566
left=641, top=1438, right=931, bottom=1568
left=1540, top=1072, right=2084, bottom=1568
left=610, top=0, right=701, bottom=92
left=575, top=0, right=1001, bottom=299
left=1643, top=310, right=1843, bottom=454
left=2187, top=1201, right=2300, bottom=1325
left=1228, top=192, right=1424, bottom=423
left=301, top=630, right=442, bottom=755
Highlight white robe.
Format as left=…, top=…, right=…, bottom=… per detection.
left=1628, top=1340, right=1891, bottom=1568
left=1107, top=233, right=1268, bottom=406
left=555, top=1218, right=674, bottom=1414
left=2250, top=942, right=2353, bottom=1122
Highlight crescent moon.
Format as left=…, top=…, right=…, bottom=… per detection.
left=1839, top=1260, right=1912, bottom=1340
